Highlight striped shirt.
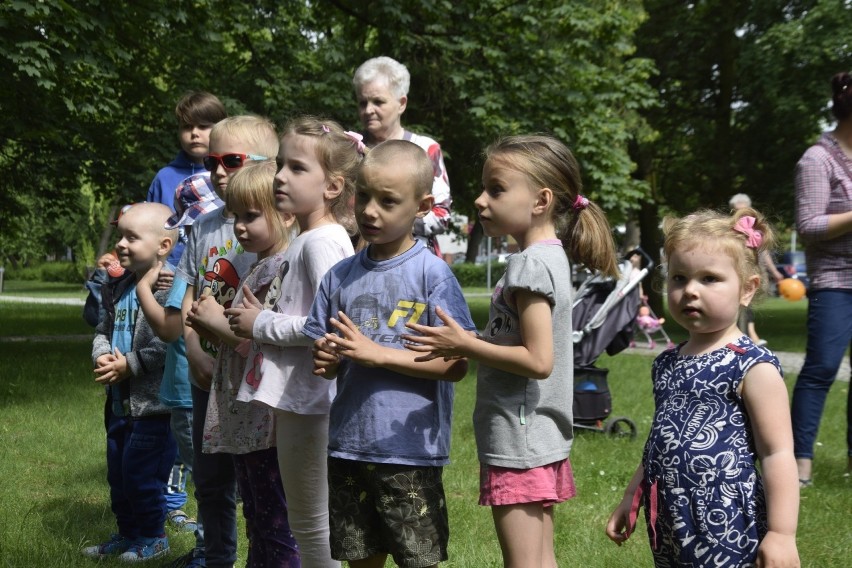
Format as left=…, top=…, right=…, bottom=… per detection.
left=794, top=133, right=852, bottom=290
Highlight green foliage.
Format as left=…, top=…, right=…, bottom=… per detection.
left=0, top=0, right=654, bottom=265
left=450, top=262, right=506, bottom=288
left=3, top=262, right=83, bottom=283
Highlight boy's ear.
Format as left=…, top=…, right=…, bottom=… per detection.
left=158, top=235, right=175, bottom=258
left=740, top=274, right=760, bottom=307
left=533, top=187, right=554, bottom=216
left=324, top=175, right=345, bottom=200
left=415, top=193, right=435, bottom=219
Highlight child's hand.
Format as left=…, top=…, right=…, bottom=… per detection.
left=94, top=348, right=129, bottom=385
left=312, top=337, right=341, bottom=379
left=755, top=531, right=799, bottom=567
left=155, top=266, right=174, bottom=291
left=189, top=295, right=226, bottom=328
left=605, top=499, right=635, bottom=546
left=402, top=306, right=475, bottom=362
left=224, top=285, right=264, bottom=339
left=324, top=311, right=383, bottom=368
left=137, top=261, right=163, bottom=291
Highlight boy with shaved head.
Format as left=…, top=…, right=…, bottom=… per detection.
left=305, top=140, right=475, bottom=567
left=84, top=202, right=179, bottom=562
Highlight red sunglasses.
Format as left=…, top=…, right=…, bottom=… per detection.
left=203, top=153, right=268, bottom=172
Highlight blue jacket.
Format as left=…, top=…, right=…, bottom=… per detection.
left=148, top=151, right=206, bottom=265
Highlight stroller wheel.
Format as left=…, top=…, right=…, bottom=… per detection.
left=604, top=416, right=637, bottom=440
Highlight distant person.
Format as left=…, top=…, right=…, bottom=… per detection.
left=353, top=56, right=451, bottom=255
left=404, top=135, right=619, bottom=567
left=83, top=203, right=179, bottom=562
left=791, top=70, right=852, bottom=487
left=148, top=91, right=228, bottom=265
left=606, top=208, right=799, bottom=567
left=728, top=193, right=784, bottom=346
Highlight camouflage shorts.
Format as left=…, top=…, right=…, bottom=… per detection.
left=327, top=457, right=449, bottom=568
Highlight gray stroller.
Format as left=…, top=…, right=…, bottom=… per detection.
left=571, top=249, right=652, bottom=439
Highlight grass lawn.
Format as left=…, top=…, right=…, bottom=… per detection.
left=0, top=288, right=848, bottom=566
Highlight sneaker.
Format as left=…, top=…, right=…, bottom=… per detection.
left=757, top=339, right=768, bottom=346
left=167, top=509, right=199, bottom=533
left=170, top=547, right=206, bottom=567
left=81, top=533, right=132, bottom=558
left=118, top=535, right=169, bottom=563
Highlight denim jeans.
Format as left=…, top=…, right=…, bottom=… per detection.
left=105, top=401, right=177, bottom=539
left=791, top=289, right=852, bottom=459
left=192, top=384, right=238, bottom=568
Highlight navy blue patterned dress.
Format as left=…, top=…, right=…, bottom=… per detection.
left=639, top=337, right=782, bottom=567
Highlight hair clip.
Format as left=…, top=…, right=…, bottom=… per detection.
left=733, top=216, right=763, bottom=249
left=343, top=131, right=367, bottom=155
left=322, top=125, right=330, bottom=133
left=572, top=194, right=589, bottom=212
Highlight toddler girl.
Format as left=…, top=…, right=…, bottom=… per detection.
left=606, top=208, right=800, bottom=567
left=186, top=160, right=299, bottom=567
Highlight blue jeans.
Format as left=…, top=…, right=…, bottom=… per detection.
left=105, top=399, right=177, bottom=539
left=192, top=384, right=238, bottom=568
left=791, top=289, right=852, bottom=459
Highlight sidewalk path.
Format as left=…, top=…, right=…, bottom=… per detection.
left=2, top=294, right=848, bottom=381
left=623, top=345, right=850, bottom=383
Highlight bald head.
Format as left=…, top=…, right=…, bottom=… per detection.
left=115, top=203, right=178, bottom=272
left=360, top=140, right=433, bottom=198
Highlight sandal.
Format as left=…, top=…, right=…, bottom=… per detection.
left=798, top=478, right=813, bottom=488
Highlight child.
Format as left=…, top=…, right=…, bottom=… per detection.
left=175, top=115, right=278, bottom=568
left=187, top=161, right=299, bottom=566
left=605, top=208, right=800, bottom=567
left=224, top=117, right=361, bottom=567
left=403, top=134, right=619, bottom=567
left=136, top=174, right=225, bottom=565
left=148, top=90, right=227, bottom=266
left=83, top=202, right=179, bottom=562
left=303, top=139, right=476, bottom=567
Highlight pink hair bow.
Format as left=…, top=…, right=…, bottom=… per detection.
left=343, top=131, right=366, bottom=155
left=733, top=216, right=763, bottom=249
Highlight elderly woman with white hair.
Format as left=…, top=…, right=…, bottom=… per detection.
left=353, top=56, right=452, bottom=255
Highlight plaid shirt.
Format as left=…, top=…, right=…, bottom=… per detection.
left=794, top=133, right=852, bottom=290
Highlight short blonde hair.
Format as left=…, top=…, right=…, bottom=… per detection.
left=210, top=115, right=279, bottom=160
left=226, top=161, right=291, bottom=248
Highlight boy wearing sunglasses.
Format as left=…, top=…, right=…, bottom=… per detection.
left=147, top=91, right=227, bottom=266
left=172, top=115, right=279, bottom=568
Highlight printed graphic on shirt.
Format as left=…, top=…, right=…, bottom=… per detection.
left=242, top=260, right=289, bottom=390
left=113, top=305, right=137, bottom=335
left=349, top=293, right=428, bottom=345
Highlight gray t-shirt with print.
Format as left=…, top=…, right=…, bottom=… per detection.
left=474, top=241, right=574, bottom=469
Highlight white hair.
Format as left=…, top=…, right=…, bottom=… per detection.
left=353, top=56, right=410, bottom=99
left=728, top=193, right=752, bottom=208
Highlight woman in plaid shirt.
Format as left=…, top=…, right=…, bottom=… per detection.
left=792, top=70, right=852, bottom=487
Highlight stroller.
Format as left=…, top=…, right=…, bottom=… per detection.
left=571, top=249, right=652, bottom=439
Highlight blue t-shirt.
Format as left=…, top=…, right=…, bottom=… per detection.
left=303, top=243, right=476, bottom=466
left=159, top=276, right=191, bottom=408
left=110, top=284, right=139, bottom=416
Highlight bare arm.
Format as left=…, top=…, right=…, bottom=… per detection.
left=404, top=290, right=554, bottom=379
left=605, top=463, right=644, bottom=545
left=742, top=363, right=800, bottom=567
left=136, top=261, right=184, bottom=342
left=182, top=285, right=215, bottom=391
